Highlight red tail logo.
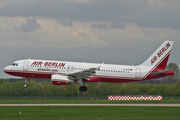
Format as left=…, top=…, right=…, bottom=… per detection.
left=151, top=42, right=171, bottom=65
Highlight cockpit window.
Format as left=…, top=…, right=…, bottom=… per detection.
left=11, top=63, right=18, bottom=66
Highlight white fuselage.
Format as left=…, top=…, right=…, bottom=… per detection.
left=4, top=41, right=175, bottom=84
left=4, top=59, right=170, bottom=83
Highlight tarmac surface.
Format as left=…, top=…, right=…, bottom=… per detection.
left=0, top=104, right=180, bottom=107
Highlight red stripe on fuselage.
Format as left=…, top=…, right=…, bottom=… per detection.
left=4, top=70, right=53, bottom=79
left=4, top=69, right=174, bottom=83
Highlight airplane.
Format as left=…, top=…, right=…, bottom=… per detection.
left=4, top=41, right=175, bottom=92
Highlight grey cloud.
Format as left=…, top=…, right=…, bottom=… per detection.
left=15, top=18, right=41, bottom=32
left=91, top=22, right=125, bottom=29
left=91, top=23, right=109, bottom=29
left=111, top=22, right=125, bottom=29
left=133, top=1, right=180, bottom=29
left=78, top=32, right=91, bottom=38
left=0, top=1, right=147, bottom=22
left=137, top=14, right=180, bottom=30
left=57, top=20, right=73, bottom=27
left=1, top=1, right=180, bottom=29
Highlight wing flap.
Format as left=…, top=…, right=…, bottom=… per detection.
left=67, top=67, right=100, bottom=81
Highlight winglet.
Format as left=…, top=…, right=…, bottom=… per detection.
left=141, top=41, right=174, bottom=69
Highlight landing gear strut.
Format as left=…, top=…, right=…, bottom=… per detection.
left=79, top=86, right=87, bottom=92
left=78, top=79, right=87, bottom=92
left=24, top=78, right=28, bottom=88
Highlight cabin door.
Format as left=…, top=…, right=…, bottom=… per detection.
left=135, top=67, right=141, bottom=78
left=23, top=61, right=29, bottom=71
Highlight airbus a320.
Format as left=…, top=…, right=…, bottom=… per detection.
left=4, top=41, right=174, bottom=92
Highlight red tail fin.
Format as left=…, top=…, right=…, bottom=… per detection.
left=140, top=41, right=174, bottom=70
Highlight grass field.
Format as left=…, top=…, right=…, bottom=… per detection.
left=0, top=106, right=180, bottom=120
left=0, top=99, right=180, bottom=104
left=0, top=99, right=180, bottom=120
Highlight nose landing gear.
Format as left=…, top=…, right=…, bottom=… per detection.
left=24, top=78, right=28, bottom=88
left=24, top=84, right=28, bottom=88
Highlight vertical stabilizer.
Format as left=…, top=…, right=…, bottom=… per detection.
left=141, top=41, right=174, bottom=69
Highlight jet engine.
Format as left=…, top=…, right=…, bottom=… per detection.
left=51, top=74, right=73, bottom=85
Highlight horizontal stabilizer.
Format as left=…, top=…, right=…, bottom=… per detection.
left=151, top=70, right=169, bottom=75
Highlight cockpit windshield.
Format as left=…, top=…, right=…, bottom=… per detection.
left=11, top=63, right=18, bottom=66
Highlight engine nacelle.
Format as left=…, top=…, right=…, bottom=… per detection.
left=51, top=74, right=73, bottom=85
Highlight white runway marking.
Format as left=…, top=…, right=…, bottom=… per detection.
left=0, top=104, right=180, bottom=107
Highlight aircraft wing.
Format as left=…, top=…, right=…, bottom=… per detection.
left=151, top=70, right=169, bottom=75
left=66, top=67, right=100, bottom=81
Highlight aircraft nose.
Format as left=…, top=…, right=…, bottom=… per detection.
left=4, top=66, right=9, bottom=73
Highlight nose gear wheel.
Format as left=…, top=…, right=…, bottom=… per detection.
left=23, top=78, right=29, bottom=88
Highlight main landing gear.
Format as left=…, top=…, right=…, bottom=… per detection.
left=79, top=86, right=87, bottom=92
left=24, top=78, right=28, bottom=88
left=78, top=79, right=87, bottom=92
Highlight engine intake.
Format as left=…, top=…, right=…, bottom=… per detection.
left=51, top=74, right=73, bottom=85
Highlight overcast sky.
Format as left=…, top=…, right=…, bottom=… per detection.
left=1, top=0, right=180, bottom=78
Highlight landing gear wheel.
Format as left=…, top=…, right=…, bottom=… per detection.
left=24, top=84, right=28, bottom=88
left=79, top=86, right=87, bottom=92
left=84, top=86, right=87, bottom=91
left=24, top=78, right=29, bottom=88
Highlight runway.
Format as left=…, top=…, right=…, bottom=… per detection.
left=0, top=104, right=180, bottom=107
